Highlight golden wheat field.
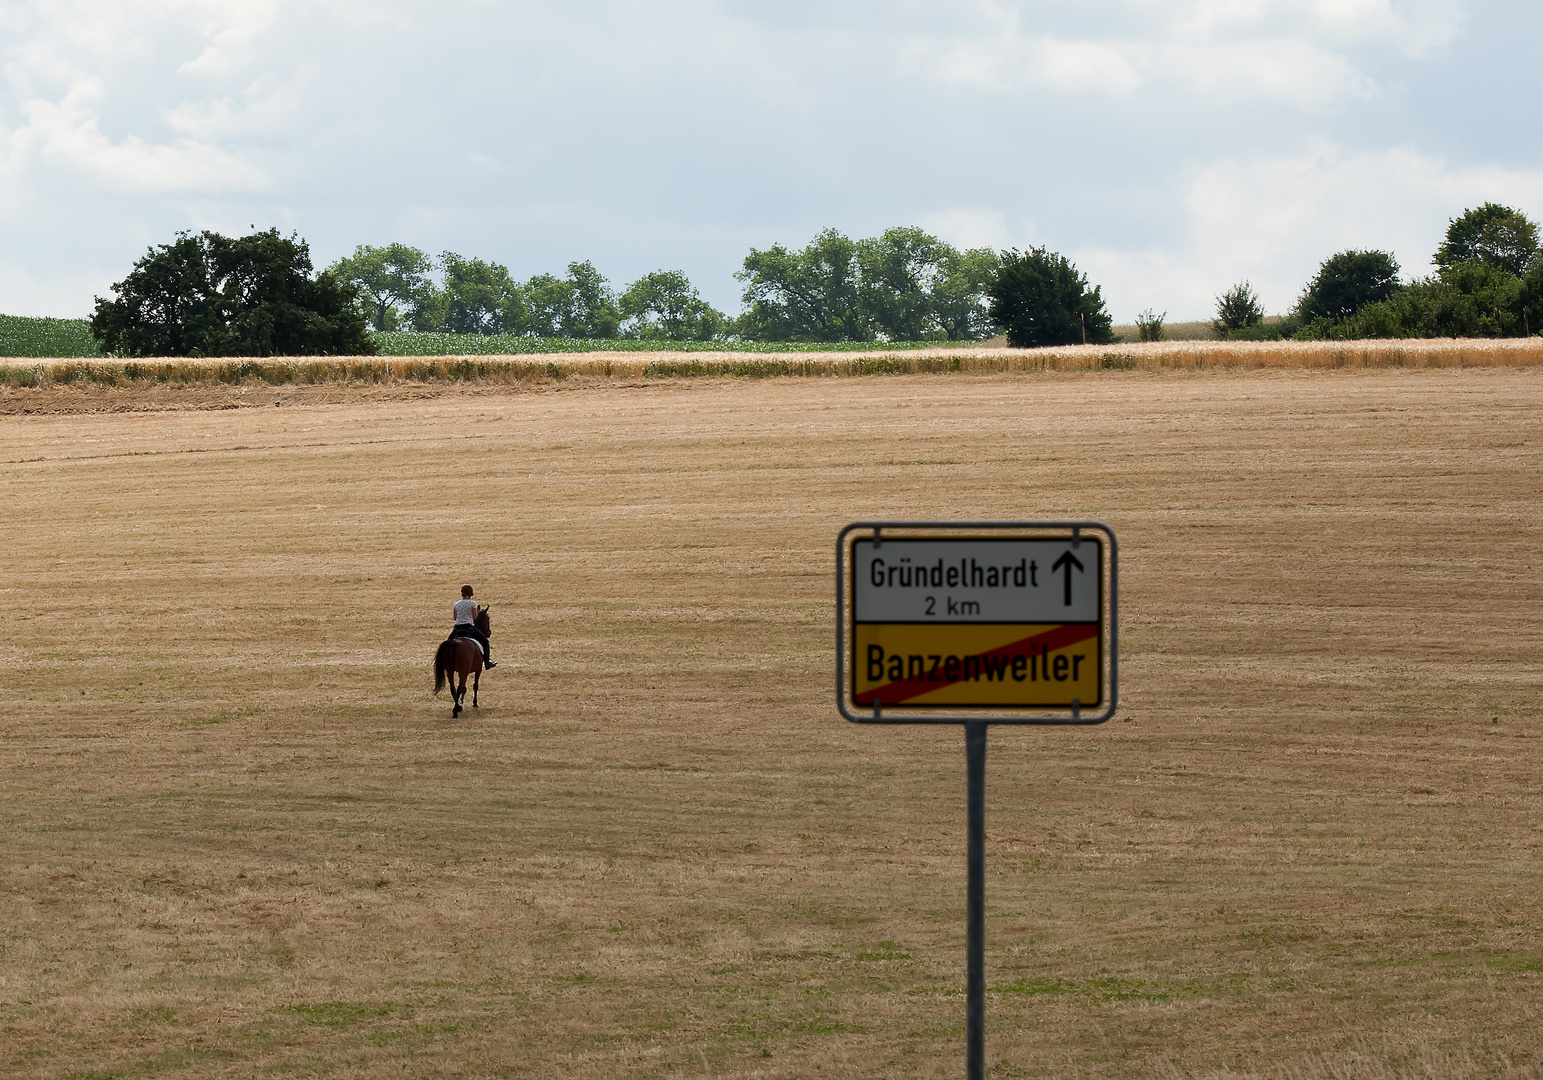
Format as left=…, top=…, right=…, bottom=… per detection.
left=3, top=336, right=1543, bottom=395
left=2, top=366, right=1542, bottom=1079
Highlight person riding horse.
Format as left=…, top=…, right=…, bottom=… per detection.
left=449, top=584, right=497, bottom=668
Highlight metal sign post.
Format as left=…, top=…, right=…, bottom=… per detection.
left=836, top=521, right=1118, bottom=1079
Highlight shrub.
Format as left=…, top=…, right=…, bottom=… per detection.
left=986, top=247, right=1114, bottom=347
left=1134, top=309, right=1166, bottom=342
left=1297, top=250, right=1401, bottom=321
left=1213, top=281, right=1264, bottom=338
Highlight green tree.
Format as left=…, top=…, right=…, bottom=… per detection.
left=1297, top=250, right=1401, bottom=321
left=1434, top=203, right=1539, bottom=278
left=565, top=261, right=621, bottom=338
left=1213, top=281, right=1264, bottom=337
left=619, top=270, right=725, bottom=340
left=986, top=246, right=1113, bottom=347
left=1300, top=264, right=1534, bottom=341
left=735, top=229, right=870, bottom=342
left=90, top=229, right=374, bottom=357
left=1523, top=262, right=1543, bottom=337
left=438, top=252, right=525, bottom=335
left=855, top=227, right=950, bottom=341
left=524, top=273, right=577, bottom=337
left=327, top=243, right=434, bottom=330
left=931, top=246, right=1000, bottom=341
left=524, top=262, right=620, bottom=338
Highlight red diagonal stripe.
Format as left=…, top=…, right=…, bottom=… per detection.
left=856, top=623, right=1099, bottom=706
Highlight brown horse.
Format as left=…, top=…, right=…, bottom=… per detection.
left=434, top=606, right=490, bottom=718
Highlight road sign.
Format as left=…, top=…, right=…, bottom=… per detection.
left=836, top=520, right=1118, bottom=1080
left=838, top=523, right=1117, bottom=723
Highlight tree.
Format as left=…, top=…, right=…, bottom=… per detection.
left=1523, top=261, right=1543, bottom=337
left=524, top=262, right=620, bottom=338
left=91, top=229, right=374, bottom=357
left=735, top=229, right=870, bottom=342
left=1297, top=250, right=1401, bottom=321
left=986, top=246, right=1113, bottom=348
left=619, top=270, right=725, bottom=340
left=855, top=227, right=950, bottom=341
left=1213, top=281, right=1264, bottom=337
left=1299, top=263, right=1537, bottom=341
left=438, top=252, right=525, bottom=335
left=328, top=243, right=434, bottom=330
left=1434, top=203, right=1539, bottom=278
left=931, top=246, right=1000, bottom=341
left=524, top=273, right=578, bottom=337
left=564, top=261, right=621, bottom=338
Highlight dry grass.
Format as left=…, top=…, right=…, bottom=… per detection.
left=2, top=367, right=1542, bottom=1079
left=0, top=337, right=1540, bottom=392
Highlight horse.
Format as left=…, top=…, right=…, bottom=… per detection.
left=434, top=605, right=490, bottom=718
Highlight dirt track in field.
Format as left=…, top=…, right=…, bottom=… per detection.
left=3, top=368, right=1542, bottom=1079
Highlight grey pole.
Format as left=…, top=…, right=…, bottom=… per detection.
left=966, top=720, right=987, bottom=1079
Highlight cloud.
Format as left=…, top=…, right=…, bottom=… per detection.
left=1075, top=143, right=1543, bottom=319
left=0, top=0, right=1532, bottom=323
left=17, top=81, right=268, bottom=193
left=916, top=33, right=1143, bottom=95
left=920, top=208, right=1021, bottom=252
left=903, top=0, right=1465, bottom=106
left=1174, top=0, right=1466, bottom=56
left=163, top=70, right=311, bottom=139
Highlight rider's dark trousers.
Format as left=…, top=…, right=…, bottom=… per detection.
left=449, top=624, right=492, bottom=662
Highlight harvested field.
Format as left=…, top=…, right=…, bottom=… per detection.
left=2, top=367, right=1542, bottom=1079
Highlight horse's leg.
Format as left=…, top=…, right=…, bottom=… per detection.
left=472, top=669, right=480, bottom=708
left=452, top=670, right=464, bottom=717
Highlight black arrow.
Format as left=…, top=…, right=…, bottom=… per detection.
left=1051, top=550, right=1084, bottom=605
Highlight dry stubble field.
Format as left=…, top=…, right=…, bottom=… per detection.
left=2, top=369, right=1541, bottom=1079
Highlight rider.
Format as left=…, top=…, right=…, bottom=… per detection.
left=449, top=584, right=497, bottom=668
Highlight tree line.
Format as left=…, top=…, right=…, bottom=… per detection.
left=86, top=203, right=1541, bottom=357
left=1197, top=202, right=1543, bottom=343
left=327, top=227, right=1002, bottom=344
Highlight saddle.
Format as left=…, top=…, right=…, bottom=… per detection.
left=448, top=628, right=486, bottom=656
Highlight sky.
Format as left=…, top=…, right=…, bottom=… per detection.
left=2, top=0, right=1540, bottom=321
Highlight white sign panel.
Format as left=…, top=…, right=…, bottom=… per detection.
left=853, top=538, right=1101, bottom=623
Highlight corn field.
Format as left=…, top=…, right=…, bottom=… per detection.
left=0, top=314, right=102, bottom=358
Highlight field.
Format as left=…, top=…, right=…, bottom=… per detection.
left=0, top=316, right=944, bottom=360
left=3, top=338, right=1542, bottom=398
left=0, top=314, right=103, bottom=359
left=3, top=368, right=1542, bottom=1079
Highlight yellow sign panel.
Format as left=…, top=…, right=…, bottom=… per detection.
left=854, top=622, right=1100, bottom=708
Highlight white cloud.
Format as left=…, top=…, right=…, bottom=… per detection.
left=1158, top=38, right=1378, bottom=107
left=163, top=70, right=311, bottom=139
left=920, top=208, right=1020, bottom=252
left=175, top=0, right=287, bottom=77
left=1076, top=144, right=1543, bottom=319
left=917, top=33, right=1143, bottom=95
left=0, top=0, right=1533, bottom=324
left=18, top=81, right=267, bottom=193
left=904, top=0, right=1466, bottom=106
left=1174, top=0, right=1466, bottom=55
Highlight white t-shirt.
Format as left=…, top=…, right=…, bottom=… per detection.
left=453, top=598, right=478, bottom=625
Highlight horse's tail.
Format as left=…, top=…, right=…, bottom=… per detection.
left=434, top=640, right=453, bottom=695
